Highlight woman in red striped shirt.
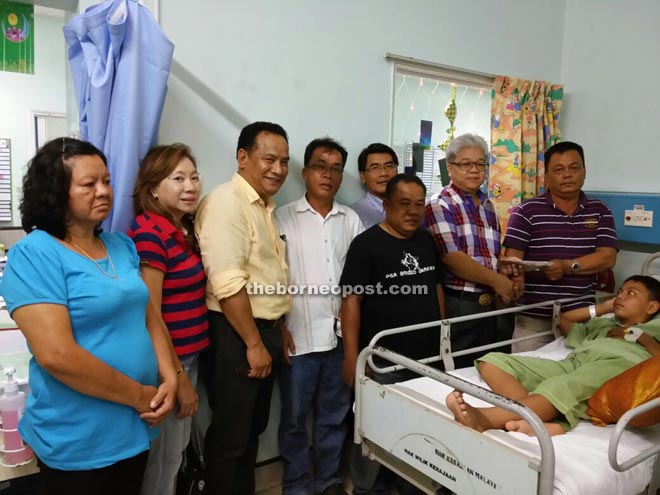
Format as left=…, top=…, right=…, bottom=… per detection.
left=129, top=144, right=210, bottom=495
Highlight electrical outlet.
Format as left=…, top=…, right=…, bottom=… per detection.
left=624, top=210, right=653, bottom=228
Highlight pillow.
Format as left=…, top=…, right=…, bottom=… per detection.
left=587, top=356, right=660, bottom=427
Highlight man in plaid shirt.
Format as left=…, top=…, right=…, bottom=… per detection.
left=424, top=134, right=520, bottom=368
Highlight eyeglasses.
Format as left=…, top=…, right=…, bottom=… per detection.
left=365, top=163, right=397, bottom=174
left=167, top=174, right=201, bottom=184
left=307, top=164, right=343, bottom=177
left=448, top=161, right=488, bottom=172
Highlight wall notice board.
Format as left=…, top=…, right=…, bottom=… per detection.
left=585, top=191, right=660, bottom=246
left=0, top=139, right=11, bottom=222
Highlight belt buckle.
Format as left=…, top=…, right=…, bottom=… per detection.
left=478, top=293, right=493, bottom=306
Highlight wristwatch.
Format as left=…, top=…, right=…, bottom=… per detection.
left=570, top=259, right=580, bottom=273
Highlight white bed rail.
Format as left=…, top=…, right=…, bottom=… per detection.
left=641, top=252, right=660, bottom=276
left=366, top=295, right=594, bottom=374
left=608, top=397, right=660, bottom=472
left=356, top=292, right=658, bottom=494
left=355, top=345, right=556, bottom=495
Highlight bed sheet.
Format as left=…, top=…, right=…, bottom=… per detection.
left=389, top=338, right=660, bottom=495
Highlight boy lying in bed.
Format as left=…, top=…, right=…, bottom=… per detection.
left=446, top=275, right=660, bottom=436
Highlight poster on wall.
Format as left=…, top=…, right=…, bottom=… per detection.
left=0, top=139, right=11, bottom=221
left=1, top=1, right=34, bottom=74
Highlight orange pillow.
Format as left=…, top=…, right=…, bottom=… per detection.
left=587, top=356, right=660, bottom=427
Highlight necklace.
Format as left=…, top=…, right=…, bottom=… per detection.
left=67, top=239, right=119, bottom=279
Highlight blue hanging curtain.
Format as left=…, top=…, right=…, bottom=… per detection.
left=64, top=0, right=174, bottom=233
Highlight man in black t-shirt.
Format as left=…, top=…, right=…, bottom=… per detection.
left=339, top=174, right=445, bottom=495
left=340, top=174, right=446, bottom=386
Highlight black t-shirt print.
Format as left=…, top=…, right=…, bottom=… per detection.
left=340, top=225, right=443, bottom=361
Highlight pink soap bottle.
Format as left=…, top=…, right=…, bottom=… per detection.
left=0, top=367, right=34, bottom=466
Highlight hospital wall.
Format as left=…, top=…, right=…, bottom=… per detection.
left=155, top=1, right=660, bottom=269
left=156, top=0, right=566, bottom=208
left=559, top=0, right=660, bottom=278
left=560, top=0, right=660, bottom=194
left=0, top=8, right=67, bottom=226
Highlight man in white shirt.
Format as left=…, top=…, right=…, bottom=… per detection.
left=276, top=137, right=364, bottom=495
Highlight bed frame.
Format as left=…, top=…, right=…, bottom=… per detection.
left=354, top=297, right=660, bottom=495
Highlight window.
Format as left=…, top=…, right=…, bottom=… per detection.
left=33, top=112, right=67, bottom=152
left=388, top=54, right=493, bottom=198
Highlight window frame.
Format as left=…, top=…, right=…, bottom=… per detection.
left=386, top=53, right=495, bottom=196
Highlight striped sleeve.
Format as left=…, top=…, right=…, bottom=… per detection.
left=128, top=222, right=168, bottom=272
left=593, top=201, right=618, bottom=249
left=503, top=203, right=532, bottom=250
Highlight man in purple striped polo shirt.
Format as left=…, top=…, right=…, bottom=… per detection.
left=504, top=141, right=618, bottom=352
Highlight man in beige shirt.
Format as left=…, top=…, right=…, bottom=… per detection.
left=196, top=121, right=291, bottom=495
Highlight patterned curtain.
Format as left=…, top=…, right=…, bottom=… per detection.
left=488, top=76, right=564, bottom=231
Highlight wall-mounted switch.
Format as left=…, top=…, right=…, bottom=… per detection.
left=624, top=209, right=653, bottom=228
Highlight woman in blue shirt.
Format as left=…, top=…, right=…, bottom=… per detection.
left=1, top=138, right=177, bottom=495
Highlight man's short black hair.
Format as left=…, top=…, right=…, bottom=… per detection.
left=623, top=275, right=660, bottom=303
left=236, top=121, right=288, bottom=157
left=303, top=137, right=348, bottom=168
left=357, top=143, right=399, bottom=172
left=384, top=173, right=426, bottom=200
left=544, top=141, right=585, bottom=172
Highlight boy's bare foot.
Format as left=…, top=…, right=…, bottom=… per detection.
left=504, top=419, right=566, bottom=437
left=445, top=390, right=493, bottom=432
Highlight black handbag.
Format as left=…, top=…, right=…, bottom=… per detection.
left=176, top=443, right=206, bottom=495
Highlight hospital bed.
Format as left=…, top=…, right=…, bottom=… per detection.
left=354, top=295, right=660, bottom=495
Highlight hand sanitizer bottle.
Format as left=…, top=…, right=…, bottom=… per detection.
left=0, top=367, right=34, bottom=466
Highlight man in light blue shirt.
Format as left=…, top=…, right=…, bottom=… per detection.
left=351, top=143, right=399, bottom=228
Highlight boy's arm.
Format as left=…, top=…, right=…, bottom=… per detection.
left=634, top=319, right=660, bottom=356
left=637, top=333, right=660, bottom=356
left=607, top=325, right=660, bottom=356
left=559, top=298, right=615, bottom=336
